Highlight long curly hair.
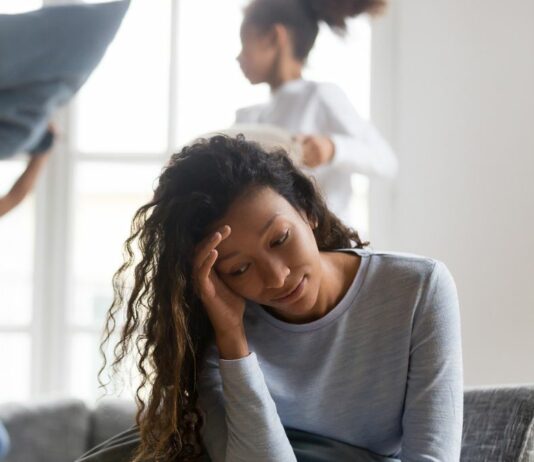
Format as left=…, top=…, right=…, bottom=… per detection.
left=100, top=135, right=368, bottom=461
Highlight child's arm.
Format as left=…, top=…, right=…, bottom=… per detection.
left=0, top=125, right=56, bottom=218
left=0, top=152, right=50, bottom=218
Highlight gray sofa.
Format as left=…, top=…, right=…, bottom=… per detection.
left=0, top=386, right=533, bottom=461
left=0, top=399, right=135, bottom=462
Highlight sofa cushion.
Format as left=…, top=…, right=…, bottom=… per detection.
left=462, top=386, right=534, bottom=461
left=0, top=399, right=89, bottom=462
left=0, top=0, right=129, bottom=159
left=89, top=399, right=136, bottom=449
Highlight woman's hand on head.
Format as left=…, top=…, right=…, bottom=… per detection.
left=296, top=134, right=335, bottom=168
left=193, top=225, right=249, bottom=358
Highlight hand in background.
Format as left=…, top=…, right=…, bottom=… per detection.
left=0, top=123, right=56, bottom=218
left=295, top=134, right=335, bottom=168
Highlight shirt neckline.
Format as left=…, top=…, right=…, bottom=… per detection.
left=248, top=248, right=371, bottom=332
left=271, top=78, right=307, bottom=97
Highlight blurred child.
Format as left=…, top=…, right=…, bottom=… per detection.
left=236, top=0, right=398, bottom=226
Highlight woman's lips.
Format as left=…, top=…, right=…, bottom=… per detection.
left=272, top=276, right=306, bottom=304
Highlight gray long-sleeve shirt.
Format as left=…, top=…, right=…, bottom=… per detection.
left=199, top=249, right=463, bottom=461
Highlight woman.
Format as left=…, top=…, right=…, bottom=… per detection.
left=235, top=0, right=398, bottom=226
left=79, top=135, right=462, bottom=462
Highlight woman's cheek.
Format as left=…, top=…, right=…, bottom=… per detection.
left=222, top=274, right=251, bottom=297
left=237, top=273, right=262, bottom=300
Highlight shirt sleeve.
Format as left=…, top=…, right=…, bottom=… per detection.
left=400, top=261, right=464, bottom=462
left=316, top=83, right=398, bottom=179
left=28, top=127, right=55, bottom=156
left=198, top=348, right=297, bottom=462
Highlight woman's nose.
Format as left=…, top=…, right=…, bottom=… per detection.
left=261, top=259, right=290, bottom=289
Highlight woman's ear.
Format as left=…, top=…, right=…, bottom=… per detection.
left=306, top=213, right=318, bottom=230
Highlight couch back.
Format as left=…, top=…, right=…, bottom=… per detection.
left=1, top=387, right=534, bottom=461
left=0, top=399, right=135, bottom=462
left=461, top=386, right=534, bottom=461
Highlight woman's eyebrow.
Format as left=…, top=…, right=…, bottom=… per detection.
left=258, top=213, right=280, bottom=236
left=217, top=213, right=281, bottom=263
left=216, top=250, right=239, bottom=263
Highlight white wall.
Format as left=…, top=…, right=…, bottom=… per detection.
left=371, top=0, right=534, bottom=386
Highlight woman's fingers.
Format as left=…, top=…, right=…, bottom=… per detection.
left=198, top=248, right=217, bottom=280
left=194, top=227, right=225, bottom=268
left=196, top=249, right=218, bottom=297
left=193, top=225, right=232, bottom=291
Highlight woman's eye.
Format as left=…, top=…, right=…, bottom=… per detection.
left=230, top=263, right=250, bottom=276
left=271, top=229, right=290, bottom=247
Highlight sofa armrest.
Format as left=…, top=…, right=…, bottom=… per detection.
left=462, top=386, right=534, bottom=462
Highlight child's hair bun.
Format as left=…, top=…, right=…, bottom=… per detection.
left=304, top=0, right=387, bottom=32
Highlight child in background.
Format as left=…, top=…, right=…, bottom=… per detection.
left=235, top=0, right=398, bottom=226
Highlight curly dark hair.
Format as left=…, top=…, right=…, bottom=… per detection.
left=100, top=135, right=368, bottom=461
left=243, top=0, right=387, bottom=61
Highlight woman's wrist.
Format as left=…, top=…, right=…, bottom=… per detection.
left=215, top=327, right=249, bottom=360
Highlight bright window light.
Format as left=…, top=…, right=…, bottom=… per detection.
left=0, top=0, right=42, bottom=14
left=0, top=162, right=34, bottom=326
left=74, top=1, right=171, bottom=154
left=306, top=18, right=371, bottom=120
left=70, top=162, right=161, bottom=328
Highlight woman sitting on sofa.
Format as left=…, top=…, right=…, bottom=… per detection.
left=79, top=135, right=463, bottom=462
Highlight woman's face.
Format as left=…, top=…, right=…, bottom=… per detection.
left=212, top=187, right=323, bottom=323
left=237, top=24, right=278, bottom=84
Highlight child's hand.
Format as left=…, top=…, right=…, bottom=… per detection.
left=193, top=225, right=248, bottom=358
left=295, top=134, right=335, bottom=168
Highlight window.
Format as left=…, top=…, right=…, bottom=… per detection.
left=0, top=0, right=371, bottom=403
left=0, top=0, right=42, bottom=14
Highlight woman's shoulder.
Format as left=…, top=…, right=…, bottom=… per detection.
left=346, top=248, right=453, bottom=295
left=346, top=247, right=438, bottom=268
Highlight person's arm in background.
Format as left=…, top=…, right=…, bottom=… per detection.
left=0, top=126, right=55, bottom=218
left=298, top=83, right=398, bottom=178
left=400, top=261, right=463, bottom=461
